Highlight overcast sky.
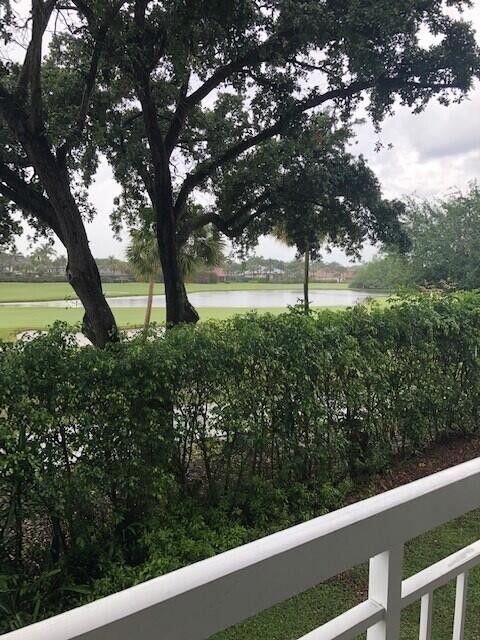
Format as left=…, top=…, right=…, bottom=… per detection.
left=13, top=3, right=480, bottom=265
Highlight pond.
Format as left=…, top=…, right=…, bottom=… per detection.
left=1, top=289, right=382, bottom=309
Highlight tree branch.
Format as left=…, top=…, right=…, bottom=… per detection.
left=0, top=162, right=63, bottom=240
left=174, top=76, right=459, bottom=214
left=164, top=26, right=299, bottom=155
left=17, top=0, right=57, bottom=132
left=57, top=0, right=126, bottom=162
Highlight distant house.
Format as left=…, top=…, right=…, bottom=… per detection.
left=310, top=268, right=358, bottom=283
left=0, top=252, right=29, bottom=274
left=310, top=269, right=344, bottom=282
left=212, top=266, right=228, bottom=280
left=341, top=268, right=358, bottom=281
left=98, top=266, right=133, bottom=282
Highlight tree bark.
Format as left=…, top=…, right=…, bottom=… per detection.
left=304, top=244, right=310, bottom=312
left=64, top=227, right=118, bottom=347
left=22, top=136, right=118, bottom=346
left=157, top=210, right=199, bottom=325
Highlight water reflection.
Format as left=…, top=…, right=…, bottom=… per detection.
left=0, top=289, right=381, bottom=309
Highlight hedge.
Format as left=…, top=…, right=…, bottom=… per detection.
left=1, top=292, right=480, bottom=628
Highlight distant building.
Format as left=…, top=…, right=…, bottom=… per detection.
left=311, top=268, right=358, bottom=283
left=98, top=266, right=133, bottom=281
left=0, top=252, right=29, bottom=274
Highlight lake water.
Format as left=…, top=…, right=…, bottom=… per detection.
left=1, top=289, right=381, bottom=309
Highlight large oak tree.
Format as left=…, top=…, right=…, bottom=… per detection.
left=90, top=0, right=479, bottom=324
left=2, top=0, right=480, bottom=334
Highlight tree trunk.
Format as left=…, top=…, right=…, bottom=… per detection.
left=23, top=136, right=118, bottom=346
left=156, top=201, right=199, bottom=326
left=64, top=230, right=118, bottom=347
left=144, top=275, right=155, bottom=333
left=304, top=244, right=310, bottom=312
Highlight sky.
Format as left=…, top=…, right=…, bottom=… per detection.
left=11, top=2, right=480, bottom=265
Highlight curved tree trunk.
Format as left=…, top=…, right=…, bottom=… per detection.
left=64, top=230, right=118, bottom=347
left=24, top=137, right=118, bottom=346
left=158, top=228, right=199, bottom=325
left=304, top=244, right=310, bottom=313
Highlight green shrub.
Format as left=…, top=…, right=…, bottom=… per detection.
left=1, top=292, right=480, bottom=629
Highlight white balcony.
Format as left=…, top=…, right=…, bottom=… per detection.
left=4, top=458, right=480, bottom=640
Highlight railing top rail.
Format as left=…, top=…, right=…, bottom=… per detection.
left=5, top=457, right=480, bottom=640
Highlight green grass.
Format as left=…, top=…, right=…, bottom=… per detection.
left=214, top=510, right=480, bottom=640
left=0, top=281, right=350, bottom=303
left=0, top=306, right=292, bottom=340
left=0, top=280, right=368, bottom=339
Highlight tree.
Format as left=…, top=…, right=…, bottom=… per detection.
left=127, top=219, right=224, bottom=332
left=85, top=0, right=479, bottom=325
left=29, top=243, right=56, bottom=274
left=126, top=227, right=161, bottom=333
left=273, top=223, right=322, bottom=312
left=352, top=186, right=480, bottom=291
left=350, top=254, right=414, bottom=291
left=0, top=1, right=124, bottom=346
left=243, top=117, right=410, bottom=310
left=405, top=186, right=480, bottom=289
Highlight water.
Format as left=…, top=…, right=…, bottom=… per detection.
left=0, top=289, right=380, bottom=309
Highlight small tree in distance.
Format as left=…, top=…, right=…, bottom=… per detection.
left=126, top=227, right=161, bottom=334
left=273, top=222, right=324, bottom=313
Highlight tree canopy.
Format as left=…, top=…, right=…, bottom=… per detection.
left=46, top=0, right=470, bottom=323
left=0, top=0, right=124, bottom=345
left=407, top=186, right=480, bottom=289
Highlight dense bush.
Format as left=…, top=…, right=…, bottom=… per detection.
left=350, top=254, right=414, bottom=290
left=1, top=292, right=480, bottom=629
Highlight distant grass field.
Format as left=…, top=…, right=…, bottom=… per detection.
left=0, top=306, right=292, bottom=341
left=0, top=281, right=350, bottom=303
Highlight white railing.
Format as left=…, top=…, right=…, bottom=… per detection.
left=4, top=457, right=480, bottom=640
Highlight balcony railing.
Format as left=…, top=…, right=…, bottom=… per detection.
left=4, top=457, right=480, bottom=640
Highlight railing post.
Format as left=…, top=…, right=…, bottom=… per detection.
left=419, top=592, right=433, bottom=640
left=452, top=572, right=468, bottom=640
left=367, top=545, right=404, bottom=640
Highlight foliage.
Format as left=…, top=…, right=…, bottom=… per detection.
left=1, top=293, right=480, bottom=629
left=354, top=187, right=480, bottom=291
left=405, top=186, right=480, bottom=289
left=126, top=226, right=162, bottom=282
left=81, top=0, right=480, bottom=322
left=351, top=254, right=415, bottom=290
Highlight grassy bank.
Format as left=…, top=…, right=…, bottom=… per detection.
left=0, top=281, right=350, bottom=303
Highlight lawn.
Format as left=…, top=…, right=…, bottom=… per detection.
left=214, top=510, right=480, bottom=640
left=0, top=280, right=360, bottom=340
left=0, top=306, right=289, bottom=341
left=0, top=281, right=350, bottom=303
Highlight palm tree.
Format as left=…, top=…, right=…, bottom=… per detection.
left=127, top=225, right=225, bottom=333
left=126, top=228, right=162, bottom=333
left=180, top=227, right=226, bottom=280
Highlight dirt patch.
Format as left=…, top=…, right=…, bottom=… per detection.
left=365, top=434, right=480, bottom=496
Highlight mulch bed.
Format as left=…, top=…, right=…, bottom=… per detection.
left=367, top=434, right=480, bottom=495
left=332, top=434, right=480, bottom=600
